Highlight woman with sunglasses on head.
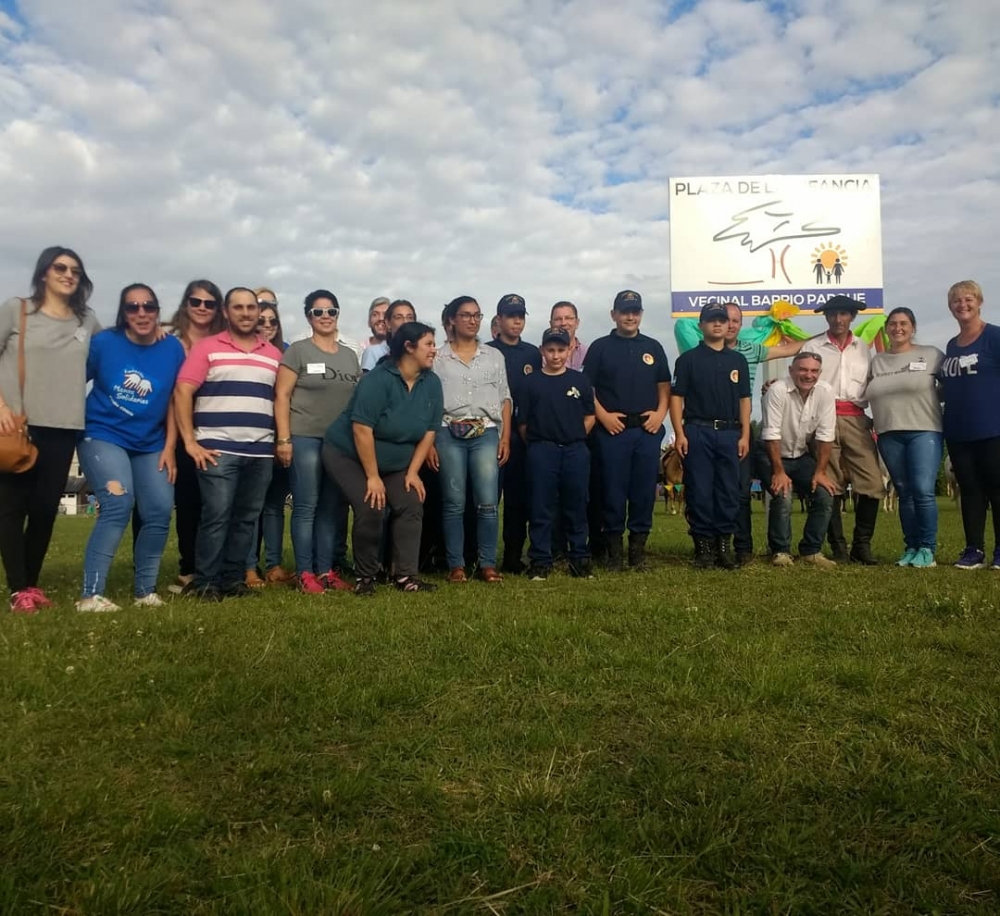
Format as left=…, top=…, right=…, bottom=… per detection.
left=160, top=280, right=224, bottom=594
left=75, top=285, right=186, bottom=611
left=274, top=290, right=360, bottom=593
left=429, top=296, right=511, bottom=584
left=243, top=289, right=293, bottom=587
left=0, top=247, right=101, bottom=613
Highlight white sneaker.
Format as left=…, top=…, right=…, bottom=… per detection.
left=134, top=593, right=165, bottom=608
left=800, top=552, right=837, bottom=569
left=771, top=552, right=794, bottom=567
left=75, top=595, right=121, bottom=613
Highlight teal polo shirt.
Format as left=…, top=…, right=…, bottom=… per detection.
left=324, top=362, right=444, bottom=472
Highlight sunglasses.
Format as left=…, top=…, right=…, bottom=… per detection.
left=309, top=307, right=339, bottom=318
left=51, top=263, right=82, bottom=278
left=187, top=296, right=218, bottom=309
left=124, top=301, right=160, bottom=314
left=257, top=299, right=278, bottom=308
left=258, top=317, right=279, bottom=327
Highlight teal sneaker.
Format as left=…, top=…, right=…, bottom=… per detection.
left=896, top=548, right=918, bottom=567
left=910, top=548, right=937, bottom=568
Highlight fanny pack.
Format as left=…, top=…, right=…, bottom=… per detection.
left=447, top=418, right=488, bottom=440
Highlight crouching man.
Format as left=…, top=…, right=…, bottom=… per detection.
left=760, top=351, right=839, bottom=568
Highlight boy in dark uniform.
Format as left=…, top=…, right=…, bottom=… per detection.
left=487, top=293, right=542, bottom=573
left=583, top=290, right=671, bottom=571
left=669, top=302, right=751, bottom=569
left=518, top=328, right=596, bottom=579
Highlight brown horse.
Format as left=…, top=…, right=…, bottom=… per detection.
left=660, top=445, right=684, bottom=515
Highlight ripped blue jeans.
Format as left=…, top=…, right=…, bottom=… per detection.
left=436, top=427, right=500, bottom=570
left=77, top=437, right=174, bottom=598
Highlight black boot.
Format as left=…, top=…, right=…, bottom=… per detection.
left=692, top=536, right=716, bottom=569
left=605, top=536, right=624, bottom=572
left=628, top=532, right=649, bottom=570
left=827, top=499, right=849, bottom=563
left=715, top=535, right=737, bottom=570
left=850, top=495, right=880, bottom=565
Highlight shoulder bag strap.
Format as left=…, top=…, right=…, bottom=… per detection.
left=18, top=298, right=28, bottom=412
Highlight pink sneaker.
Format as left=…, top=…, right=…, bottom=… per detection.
left=24, top=587, right=53, bottom=607
left=319, top=569, right=353, bottom=592
left=298, top=571, right=326, bottom=594
left=10, top=591, right=40, bottom=615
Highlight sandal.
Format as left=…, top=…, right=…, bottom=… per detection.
left=354, top=576, right=377, bottom=597
left=447, top=567, right=468, bottom=583
left=477, top=566, right=503, bottom=583
left=395, top=576, right=438, bottom=593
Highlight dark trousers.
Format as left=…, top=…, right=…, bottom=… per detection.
left=194, top=454, right=273, bottom=590
left=0, top=426, right=76, bottom=595
left=683, top=425, right=741, bottom=538
left=323, top=445, right=423, bottom=579
left=594, top=426, right=661, bottom=536
left=947, top=436, right=1000, bottom=551
left=734, top=429, right=756, bottom=555
left=498, top=436, right=529, bottom=563
left=586, top=434, right=605, bottom=555
left=526, top=440, right=590, bottom=566
left=174, top=442, right=201, bottom=577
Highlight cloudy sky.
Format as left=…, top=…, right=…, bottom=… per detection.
left=0, top=0, right=997, bottom=353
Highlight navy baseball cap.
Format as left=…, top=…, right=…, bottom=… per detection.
left=497, top=294, right=527, bottom=316
left=613, top=290, right=643, bottom=311
left=700, top=303, right=729, bottom=323
left=815, top=294, right=861, bottom=315
left=541, top=327, right=571, bottom=347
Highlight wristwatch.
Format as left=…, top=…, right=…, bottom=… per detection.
left=276, top=438, right=292, bottom=445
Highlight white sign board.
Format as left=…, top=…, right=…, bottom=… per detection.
left=668, top=174, right=883, bottom=317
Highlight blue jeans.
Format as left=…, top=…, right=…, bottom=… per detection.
left=436, top=427, right=500, bottom=570
left=877, top=431, right=943, bottom=550
left=288, top=435, right=343, bottom=575
left=526, top=440, right=590, bottom=565
left=247, top=462, right=288, bottom=570
left=78, top=438, right=175, bottom=598
left=762, top=452, right=833, bottom=556
left=195, top=454, right=273, bottom=589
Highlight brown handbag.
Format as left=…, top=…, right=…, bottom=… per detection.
left=0, top=299, right=39, bottom=473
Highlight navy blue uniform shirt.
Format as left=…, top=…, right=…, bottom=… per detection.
left=487, top=338, right=542, bottom=416
left=582, top=331, right=671, bottom=414
left=519, top=369, right=595, bottom=444
left=672, top=342, right=751, bottom=421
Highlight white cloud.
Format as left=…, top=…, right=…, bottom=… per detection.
left=0, top=0, right=996, bottom=358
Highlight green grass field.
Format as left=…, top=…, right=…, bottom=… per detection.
left=3, top=501, right=1000, bottom=914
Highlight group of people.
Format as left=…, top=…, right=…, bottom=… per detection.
left=0, top=245, right=996, bottom=614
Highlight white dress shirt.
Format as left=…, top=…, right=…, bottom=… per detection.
left=805, top=332, right=871, bottom=406
left=761, top=378, right=836, bottom=459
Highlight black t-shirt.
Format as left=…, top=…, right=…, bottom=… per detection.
left=672, top=342, right=751, bottom=421
left=486, top=338, right=542, bottom=415
left=582, top=331, right=671, bottom=414
left=519, top=369, right=595, bottom=444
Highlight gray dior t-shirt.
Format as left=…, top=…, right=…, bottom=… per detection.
left=0, top=296, right=101, bottom=429
left=280, top=338, right=360, bottom=438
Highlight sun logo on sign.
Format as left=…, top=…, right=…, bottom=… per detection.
left=810, top=243, right=849, bottom=286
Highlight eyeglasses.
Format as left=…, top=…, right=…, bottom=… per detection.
left=258, top=317, right=279, bottom=327
left=51, top=263, right=82, bottom=278
left=187, top=296, right=218, bottom=309
left=257, top=299, right=278, bottom=308
left=123, top=301, right=160, bottom=314
left=456, top=312, right=483, bottom=321
left=309, top=307, right=339, bottom=318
